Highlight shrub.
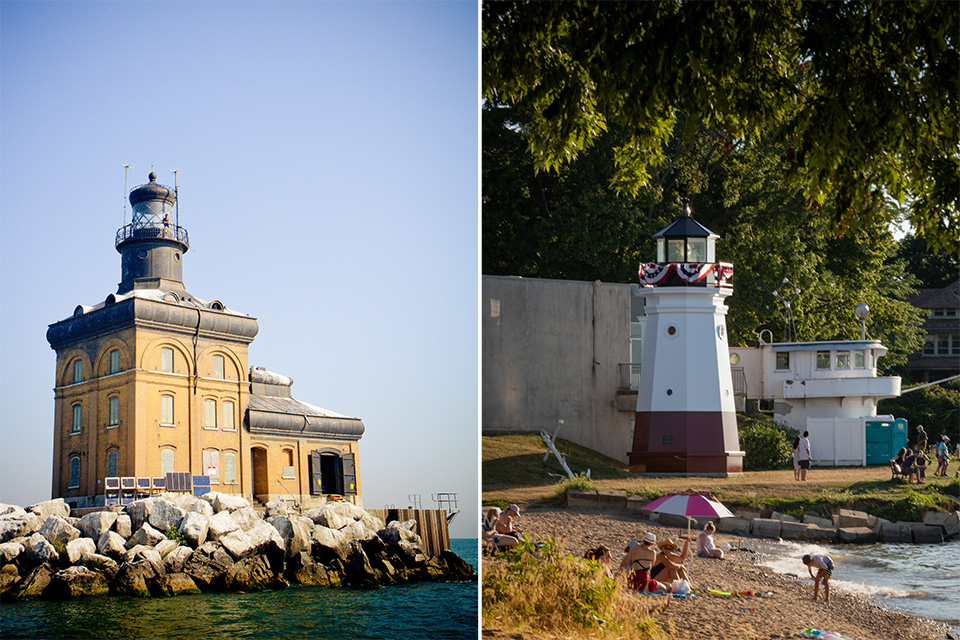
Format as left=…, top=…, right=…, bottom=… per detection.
left=738, top=418, right=795, bottom=471
left=551, top=472, right=598, bottom=504
left=482, top=538, right=664, bottom=639
left=878, top=383, right=960, bottom=444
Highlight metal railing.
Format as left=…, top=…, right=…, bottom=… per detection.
left=618, top=363, right=642, bottom=390
left=115, top=223, right=189, bottom=249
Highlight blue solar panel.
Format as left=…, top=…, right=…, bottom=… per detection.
left=192, top=475, right=211, bottom=497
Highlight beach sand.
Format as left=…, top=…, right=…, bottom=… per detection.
left=482, top=506, right=947, bottom=640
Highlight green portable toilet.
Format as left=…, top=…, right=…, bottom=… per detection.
left=865, top=418, right=908, bottom=464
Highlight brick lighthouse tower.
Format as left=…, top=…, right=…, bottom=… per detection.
left=627, top=201, right=744, bottom=476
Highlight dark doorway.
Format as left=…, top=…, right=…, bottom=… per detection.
left=252, top=447, right=268, bottom=500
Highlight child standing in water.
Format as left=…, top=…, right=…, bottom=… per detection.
left=802, top=554, right=834, bottom=603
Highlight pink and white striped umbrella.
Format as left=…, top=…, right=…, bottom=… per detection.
left=641, top=493, right=734, bottom=519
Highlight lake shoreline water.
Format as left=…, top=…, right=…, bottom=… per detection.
left=483, top=507, right=951, bottom=639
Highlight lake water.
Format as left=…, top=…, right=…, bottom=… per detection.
left=1, top=538, right=479, bottom=640
left=755, top=537, right=960, bottom=632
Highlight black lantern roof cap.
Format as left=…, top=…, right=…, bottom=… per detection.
left=129, top=172, right=176, bottom=207
left=652, top=201, right=719, bottom=239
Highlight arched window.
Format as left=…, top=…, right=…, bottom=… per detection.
left=160, top=394, right=175, bottom=426
left=223, top=451, right=237, bottom=484
left=282, top=449, right=295, bottom=479
left=109, top=349, right=120, bottom=374
left=71, top=404, right=82, bottom=434
left=73, top=359, right=83, bottom=384
left=107, top=450, right=118, bottom=478
left=161, top=347, right=174, bottom=373
left=161, top=449, right=175, bottom=475
left=69, top=455, right=81, bottom=489
left=108, top=396, right=120, bottom=427
left=222, top=400, right=235, bottom=431
left=212, top=354, right=225, bottom=379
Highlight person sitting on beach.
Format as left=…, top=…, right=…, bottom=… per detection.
left=915, top=449, right=928, bottom=483
left=495, top=503, right=524, bottom=538
left=584, top=545, right=614, bottom=577
left=652, top=537, right=691, bottom=584
left=482, top=507, right=518, bottom=551
left=617, top=533, right=667, bottom=592
left=801, top=553, right=834, bottom=603
left=696, top=522, right=724, bottom=559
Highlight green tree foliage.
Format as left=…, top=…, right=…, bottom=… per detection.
left=483, top=1, right=959, bottom=251
left=738, top=418, right=794, bottom=471
left=895, top=234, right=960, bottom=289
left=878, top=380, right=960, bottom=445
left=483, top=103, right=927, bottom=373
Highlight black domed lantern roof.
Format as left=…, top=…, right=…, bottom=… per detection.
left=129, top=171, right=176, bottom=208
left=652, top=199, right=719, bottom=264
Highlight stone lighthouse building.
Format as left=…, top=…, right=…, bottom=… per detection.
left=47, top=172, right=364, bottom=510
left=627, top=202, right=744, bottom=476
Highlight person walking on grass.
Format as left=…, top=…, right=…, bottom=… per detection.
left=934, top=436, right=951, bottom=477
left=915, top=425, right=927, bottom=454
left=792, top=435, right=801, bottom=481
left=802, top=554, right=834, bottom=603
left=798, top=430, right=812, bottom=481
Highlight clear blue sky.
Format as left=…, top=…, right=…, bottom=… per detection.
left=0, top=1, right=479, bottom=537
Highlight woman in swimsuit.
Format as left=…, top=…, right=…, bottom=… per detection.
left=652, top=537, right=691, bottom=584
left=617, top=533, right=666, bottom=592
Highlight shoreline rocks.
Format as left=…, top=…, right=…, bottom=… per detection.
left=567, top=489, right=960, bottom=544
left=0, top=494, right=473, bottom=602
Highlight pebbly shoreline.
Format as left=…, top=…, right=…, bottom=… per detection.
left=0, top=494, right=474, bottom=602
left=482, top=505, right=950, bottom=640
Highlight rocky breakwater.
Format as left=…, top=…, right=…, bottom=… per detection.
left=0, top=495, right=474, bottom=601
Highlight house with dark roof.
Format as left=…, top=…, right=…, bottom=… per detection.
left=905, top=279, right=960, bottom=383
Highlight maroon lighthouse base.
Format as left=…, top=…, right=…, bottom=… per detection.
left=628, top=410, right=743, bottom=476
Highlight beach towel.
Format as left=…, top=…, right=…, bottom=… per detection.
left=800, top=629, right=852, bottom=639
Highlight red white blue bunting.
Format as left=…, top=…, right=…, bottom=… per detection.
left=639, top=262, right=734, bottom=287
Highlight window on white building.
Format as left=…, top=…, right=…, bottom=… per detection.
left=161, top=449, right=175, bottom=475
left=854, top=350, right=865, bottom=368
left=836, top=351, right=850, bottom=369
left=816, top=351, right=831, bottom=369
left=203, top=449, right=219, bottom=483
left=224, top=451, right=237, bottom=484
left=775, top=352, right=790, bottom=370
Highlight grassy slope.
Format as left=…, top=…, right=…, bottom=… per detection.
left=483, top=435, right=960, bottom=521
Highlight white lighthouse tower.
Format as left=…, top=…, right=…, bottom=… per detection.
left=627, top=201, right=744, bottom=476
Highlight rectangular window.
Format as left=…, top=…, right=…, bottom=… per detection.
left=836, top=351, right=850, bottom=369
left=108, top=397, right=119, bottom=427
left=73, top=360, right=82, bottom=384
left=107, top=450, right=118, bottom=477
left=109, top=350, right=120, bottom=374
left=854, top=350, right=865, bottom=368
left=222, top=400, right=235, bottom=430
left=667, top=239, right=684, bottom=262
left=161, top=347, right=173, bottom=373
left=816, top=351, right=831, bottom=369
left=204, top=399, right=217, bottom=429
left=71, top=404, right=82, bottom=434
left=224, top=452, right=237, bottom=484
left=213, top=355, right=225, bottom=379
left=946, top=308, right=958, bottom=317
left=775, top=352, right=790, bottom=370
left=203, top=449, right=219, bottom=484
left=686, top=238, right=706, bottom=262
left=936, top=334, right=950, bottom=355
left=933, top=308, right=945, bottom=317
left=923, top=338, right=934, bottom=355
left=160, top=395, right=174, bottom=425
left=952, top=335, right=960, bottom=356
left=161, top=449, right=175, bottom=475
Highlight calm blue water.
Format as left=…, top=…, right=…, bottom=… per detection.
left=756, top=537, right=960, bottom=632
left=1, top=539, right=478, bottom=640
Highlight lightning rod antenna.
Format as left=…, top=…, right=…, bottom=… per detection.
left=122, top=164, right=133, bottom=226
left=170, top=169, right=180, bottom=230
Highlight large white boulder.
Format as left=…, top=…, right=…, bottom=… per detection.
left=0, top=504, right=26, bottom=517
left=0, top=511, right=41, bottom=543
left=27, top=498, right=70, bottom=520
left=247, top=521, right=285, bottom=553
left=39, top=515, right=81, bottom=548
left=23, top=532, right=59, bottom=566
left=148, top=499, right=186, bottom=533
left=154, top=539, right=179, bottom=559
left=220, top=529, right=256, bottom=559
left=207, top=510, right=240, bottom=541
left=233, top=507, right=262, bottom=532
left=0, top=540, right=25, bottom=565
left=311, top=526, right=349, bottom=562
left=164, top=545, right=194, bottom=573
left=125, top=498, right=158, bottom=533
left=78, top=511, right=119, bottom=540
left=114, top=514, right=132, bottom=538
left=178, top=511, right=209, bottom=548
left=125, top=522, right=168, bottom=549
left=339, top=519, right=377, bottom=544
left=267, top=515, right=312, bottom=557
left=202, top=492, right=251, bottom=513
left=97, top=531, right=128, bottom=560
left=65, top=537, right=96, bottom=564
